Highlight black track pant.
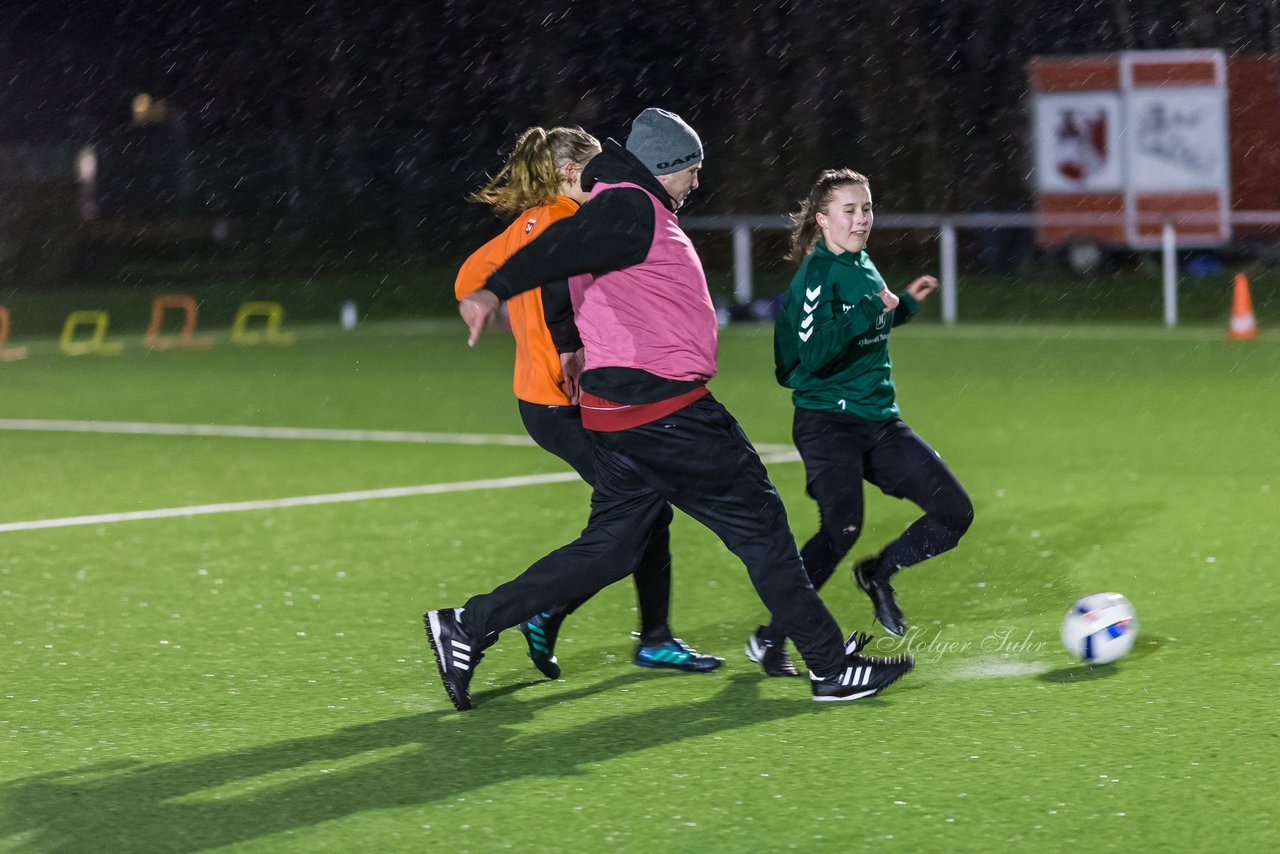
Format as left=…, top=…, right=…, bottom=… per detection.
left=762, top=407, right=973, bottom=644
left=467, top=396, right=849, bottom=677
left=518, top=400, right=672, bottom=642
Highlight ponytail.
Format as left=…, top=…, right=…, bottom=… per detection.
left=786, top=168, right=870, bottom=262
left=469, top=126, right=601, bottom=217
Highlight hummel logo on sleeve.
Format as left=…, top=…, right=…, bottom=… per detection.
left=799, top=285, right=821, bottom=343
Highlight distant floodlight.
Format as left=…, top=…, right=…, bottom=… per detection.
left=77, top=145, right=99, bottom=220
left=76, top=146, right=97, bottom=182
left=131, top=92, right=168, bottom=125
left=132, top=93, right=153, bottom=122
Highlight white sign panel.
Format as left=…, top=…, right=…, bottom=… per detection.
left=1033, top=92, right=1123, bottom=192
left=1125, top=88, right=1229, bottom=191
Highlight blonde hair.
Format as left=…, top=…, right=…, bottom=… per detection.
left=786, top=168, right=871, bottom=262
left=469, top=126, right=601, bottom=217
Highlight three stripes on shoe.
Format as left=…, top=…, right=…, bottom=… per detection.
left=809, top=663, right=877, bottom=687
left=837, top=664, right=875, bottom=687
left=448, top=638, right=473, bottom=670
left=638, top=647, right=692, bottom=665
left=525, top=614, right=551, bottom=653
left=430, top=609, right=475, bottom=672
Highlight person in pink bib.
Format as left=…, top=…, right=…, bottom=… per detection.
left=425, top=109, right=913, bottom=711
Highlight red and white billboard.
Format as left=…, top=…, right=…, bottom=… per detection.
left=1031, top=49, right=1235, bottom=249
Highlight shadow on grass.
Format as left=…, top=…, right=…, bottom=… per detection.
left=0, top=672, right=816, bottom=853
left=1036, top=663, right=1123, bottom=683
left=1035, top=632, right=1162, bottom=684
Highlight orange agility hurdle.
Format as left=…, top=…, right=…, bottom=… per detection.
left=144, top=294, right=214, bottom=350
left=0, top=305, right=29, bottom=361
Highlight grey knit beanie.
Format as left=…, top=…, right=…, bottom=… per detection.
left=626, top=108, right=704, bottom=175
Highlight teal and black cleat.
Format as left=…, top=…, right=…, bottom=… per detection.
left=518, top=611, right=565, bottom=680
left=634, top=637, right=724, bottom=672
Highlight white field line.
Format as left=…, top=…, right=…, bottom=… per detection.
left=0, top=419, right=539, bottom=447
left=0, top=472, right=584, bottom=534
left=0, top=421, right=800, bottom=533
left=0, top=418, right=797, bottom=454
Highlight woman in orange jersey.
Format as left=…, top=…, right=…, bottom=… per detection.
left=454, top=127, right=721, bottom=679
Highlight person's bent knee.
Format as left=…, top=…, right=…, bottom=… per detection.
left=943, top=493, right=974, bottom=541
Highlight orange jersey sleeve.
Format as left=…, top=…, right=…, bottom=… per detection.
left=454, top=196, right=580, bottom=405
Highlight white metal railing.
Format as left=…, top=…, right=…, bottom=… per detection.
left=682, top=211, right=1280, bottom=327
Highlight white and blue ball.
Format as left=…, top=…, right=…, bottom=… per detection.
left=1061, top=592, right=1138, bottom=665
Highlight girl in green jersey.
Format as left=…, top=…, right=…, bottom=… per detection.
left=746, top=169, right=973, bottom=677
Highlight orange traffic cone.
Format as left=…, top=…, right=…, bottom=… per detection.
left=1228, top=273, right=1258, bottom=340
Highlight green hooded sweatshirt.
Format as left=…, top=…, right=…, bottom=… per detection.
left=774, top=238, right=918, bottom=419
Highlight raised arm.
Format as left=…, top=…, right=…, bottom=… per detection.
left=485, top=189, right=653, bottom=300
left=891, top=275, right=935, bottom=327
left=460, top=188, right=655, bottom=345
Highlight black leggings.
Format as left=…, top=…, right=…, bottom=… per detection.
left=761, top=408, right=973, bottom=644
left=518, top=400, right=673, bottom=642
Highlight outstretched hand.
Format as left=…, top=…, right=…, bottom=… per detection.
left=560, top=348, right=584, bottom=404
left=905, top=275, right=939, bottom=301
left=459, top=289, right=501, bottom=347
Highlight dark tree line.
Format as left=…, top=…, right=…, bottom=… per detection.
left=2, top=0, right=1279, bottom=258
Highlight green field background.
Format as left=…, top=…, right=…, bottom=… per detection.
left=1, top=318, right=1277, bottom=851
left=3, top=256, right=1279, bottom=339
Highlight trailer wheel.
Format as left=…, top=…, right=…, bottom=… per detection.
left=1065, top=238, right=1105, bottom=274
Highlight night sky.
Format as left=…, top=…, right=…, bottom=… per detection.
left=3, top=1, right=1277, bottom=247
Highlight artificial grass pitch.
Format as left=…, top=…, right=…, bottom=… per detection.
left=1, top=320, right=1276, bottom=851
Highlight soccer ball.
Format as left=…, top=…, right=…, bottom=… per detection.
left=1060, top=592, right=1139, bottom=664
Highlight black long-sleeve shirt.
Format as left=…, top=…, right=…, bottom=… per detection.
left=483, top=141, right=702, bottom=404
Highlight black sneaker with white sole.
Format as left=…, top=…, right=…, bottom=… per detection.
left=745, top=627, right=800, bottom=677
left=853, top=558, right=908, bottom=637
left=810, top=653, right=914, bottom=701
left=424, top=607, right=482, bottom=711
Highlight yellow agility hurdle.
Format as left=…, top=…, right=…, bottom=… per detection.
left=60, top=311, right=123, bottom=356
left=231, top=301, right=296, bottom=346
